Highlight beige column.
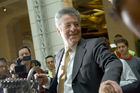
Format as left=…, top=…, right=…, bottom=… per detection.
left=27, top=0, right=73, bottom=69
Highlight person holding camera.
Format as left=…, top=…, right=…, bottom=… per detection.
left=9, top=46, right=46, bottom=93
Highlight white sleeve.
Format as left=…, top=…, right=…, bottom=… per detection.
left=120, top=59, right=137, bottom=86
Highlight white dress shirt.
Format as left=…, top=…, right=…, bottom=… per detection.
left=57, top=45, right=77, bottom=93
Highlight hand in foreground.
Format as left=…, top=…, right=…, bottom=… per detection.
left=34, top=73, right=48, bottom=85
left=99, top=80, right=123, bottom=93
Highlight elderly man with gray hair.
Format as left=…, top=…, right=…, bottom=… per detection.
left=36, top=7, right=123, bottom=93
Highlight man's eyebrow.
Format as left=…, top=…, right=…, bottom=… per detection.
left=64, top=22, right=70, bottom=25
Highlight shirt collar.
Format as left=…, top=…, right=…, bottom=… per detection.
left=65, top=44, right=77, bottom=53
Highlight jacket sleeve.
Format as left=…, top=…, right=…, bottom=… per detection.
left=92, top=38, right=122, bottom=84
left=122, top=80, right=140, bottom=93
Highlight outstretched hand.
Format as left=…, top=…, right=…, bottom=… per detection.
left=34, top=73, right=48, bottom=85
left=99, top=80, right=123, bottom=93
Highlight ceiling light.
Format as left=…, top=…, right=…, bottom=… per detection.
left=3, top=7, right=7, bottom=12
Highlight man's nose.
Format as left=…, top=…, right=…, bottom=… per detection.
left=120, top=47, right=123, bottom=50
left=70, top=24, right=76, bottom=31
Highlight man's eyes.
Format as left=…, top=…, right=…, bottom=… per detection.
left=118, top=46, right=125, bottom=48
left=65, top=24, right=71, bottom=27
left=64, top=23, right=79, bottom=28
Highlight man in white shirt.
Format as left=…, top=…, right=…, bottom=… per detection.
left=115, top=38, right=140, bottom=93
left=36, top=7, right=123, bottom=93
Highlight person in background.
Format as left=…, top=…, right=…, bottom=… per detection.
left=17, top=46, right=32, bottom=73
left=0, top=57, right=9, bottom=93
left=45, top=55, right=55, bottom=78
left=115, top=38, right=140, bottom=93
left=0, top=57, right=9, bottom=79
left=16, top=46, right=45, bottom=93
left=113, top=34, right=136, bottom=57
left=30, top=59, right=44, bottom=73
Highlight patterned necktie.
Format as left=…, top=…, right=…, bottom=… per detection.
left=58, top=48, right=71, bottom=93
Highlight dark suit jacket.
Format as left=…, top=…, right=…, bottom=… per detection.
left=49, top=38, right=122, bottom=93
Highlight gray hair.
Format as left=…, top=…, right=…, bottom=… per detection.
left=55, top=7, right=81, bottom=28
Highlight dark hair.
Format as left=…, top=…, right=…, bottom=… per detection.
left=17, top=46, right=31, bottom=57
left=115, top=38, right=128, bottom=47
left=0, top=57, right=7, bottom=63
left=114, top=34, right=123, bottom=38
left=45, top=55, right=54, bottom=59
left=31, top=60, right=41, bottom=67
left=114, top=34, right=123, bottom=43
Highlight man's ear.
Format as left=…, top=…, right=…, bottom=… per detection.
left=56, top=28, right=61, bottom=36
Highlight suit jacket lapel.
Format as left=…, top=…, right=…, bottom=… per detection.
left=55, top=49, right=64, bottom=75
left=50, top=49, right=64, bottom=88
left=72, top=39, right=86, bottom=81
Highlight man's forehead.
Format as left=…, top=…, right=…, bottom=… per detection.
left=47, top=57, right=54, bottom=60
left=117, top=42, right=126, bottom=46
left=61, top=14, right=77, bottom=20
left=19, top=48, right=29, bottom=53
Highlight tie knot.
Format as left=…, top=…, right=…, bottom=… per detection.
left=65, top=47, right=71, bottom=53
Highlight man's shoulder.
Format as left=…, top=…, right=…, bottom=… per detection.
left=85, top=38, right=105, bottom=47
left=86, top=37, right=103, bottom=42
left=132, top=56, right=140, bottom=61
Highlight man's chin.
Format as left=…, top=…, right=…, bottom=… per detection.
left=69, top=40, right=79, bottom=46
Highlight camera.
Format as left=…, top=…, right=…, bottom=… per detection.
left=14, top=56, right=31, bottom=76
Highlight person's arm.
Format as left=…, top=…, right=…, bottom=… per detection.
left=92, top=38, right=123, bottom=93
left=121, top=81, right=140, bottom=93
left=34, top=73, right=50, bottom=88
left=99, top=80, right=123, bottom=93
left=93, top=38, right=122, bottom=83
left=42, top=76, right=52, bottom=89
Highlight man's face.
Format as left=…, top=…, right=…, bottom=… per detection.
left=46, top=57, right=55, bottom=71
left=121, top=0, right=140, bottom=37
left=18, top=48, right=31, bottom=71
left=117, top=42, right=128, bottom=55
left=0, top=62, right=8, bottom=77
left=57, top=15, right=81, bottom=47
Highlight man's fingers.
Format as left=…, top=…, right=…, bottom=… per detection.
left=99, top=82, right=115, bottom=93
left=103, top=80, right=123, bottom=93
left=34, top=73, right=48, bottom=85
